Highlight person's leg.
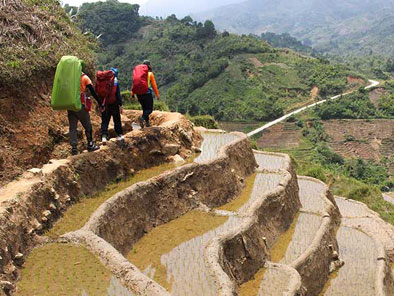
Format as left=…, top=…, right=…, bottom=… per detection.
left=111, top=105, right=123, bottom=137
left=78, top=109, right=99, bottom=151
left=101, top=108, right=111, bottom=142
left=144, top=93, right=154, bottom=127
left=137, top=95, right=148, bottom=128
left=67, top=111, right=79, bottom=155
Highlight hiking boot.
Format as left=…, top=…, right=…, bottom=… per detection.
left=102, top=135, right=107, bottom=145
left=138, top=116, right=145, bottom=128
left=71, top=146, right=78, bottom=156
left=145, top=121, right=151, bottom=127
left=117, top=134, right=124, bottom=141
left=87, top=142, right=100, bottom=152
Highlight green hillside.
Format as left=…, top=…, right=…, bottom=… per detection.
left=75, top=0, right=362, bottom=121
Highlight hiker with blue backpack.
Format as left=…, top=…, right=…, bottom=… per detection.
left=95, top=67, right=124, bottom=144
left=131, top=60, right=160, bottom=128
left=52, top=56, right=103, bottom=155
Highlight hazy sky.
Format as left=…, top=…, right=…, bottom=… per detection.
left=61, top=0, right=241, bottom=17
left=62, top=0, right=149, bottom=7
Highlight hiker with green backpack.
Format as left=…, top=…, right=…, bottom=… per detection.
left=52, top=56, right=103, bottom=155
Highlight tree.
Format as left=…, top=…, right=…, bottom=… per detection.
left=78, top=0, right=141, bottom=46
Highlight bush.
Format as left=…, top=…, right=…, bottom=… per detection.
left=316, top=144, right=344, bottom=165
left=303, top=165, right=327, bottom=182
left=187, top=115, right=219, bottom=129
left=123, top=100, right=169, bottom=111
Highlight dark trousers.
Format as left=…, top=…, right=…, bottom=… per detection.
left=68, top=108, right=92, bottom=147
left=101, top=104, right=123, bottom=136
left=137, top=93, right=153, bottom=123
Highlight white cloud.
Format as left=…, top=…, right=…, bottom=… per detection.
left=62, top=0, right=148, bottom=7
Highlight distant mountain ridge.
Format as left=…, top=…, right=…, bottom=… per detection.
left=194, top=0, right=394, bottom=56
left=140, top=0, right=241, bottom=18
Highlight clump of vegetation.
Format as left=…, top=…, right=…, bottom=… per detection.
left=315, top=91, right=377, bottom=120
left=186, top=114, right=219, bottom=129
left=77, top=0, right=144, bottom=47
left=1, top=0, right=95, bottom=88
left=259, top=32, right=315, bottom=54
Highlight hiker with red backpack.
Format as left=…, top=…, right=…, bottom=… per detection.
left=131, top=60, right=160, bottom=128
left=96, top=67, right=124, bottom=144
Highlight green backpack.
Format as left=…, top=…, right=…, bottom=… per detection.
left=51, top=56, right=82, bottom=111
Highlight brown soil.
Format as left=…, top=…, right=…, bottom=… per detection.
left=310, top=86, right=319, bottom=100
left=0, top=84, right=133, bottom=186
left=369, top=87, right=389, bottom=107
left=346, top=76, right=365, bottom=86
left=324, top=119, right=394, bottom=162
left=249, top=57, right=263, bottom=68
left=257, top=123, right=302, bottom=149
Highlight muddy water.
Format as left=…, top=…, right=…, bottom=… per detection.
left=298, top=178, right=327, bottom=213
left=16, top=244, right=132, bottom=296
left=320, top=227, right=378, bottom=296
left=335, top=197, right=370, bottom=217
left=239, top=265, right=293, bottom=296
left=254, top=153, right=286, bottom=171
left=194, top=131, right=240, bottom=163
left=127, top=169, right=284, bottom=295
left=271, top=213, right=322, bottom=264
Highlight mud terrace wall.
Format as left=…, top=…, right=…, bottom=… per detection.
left=61, top=129, right=257, bottom=296
left=0, top=112, right=201, bottom=292
left=205, top=152, right=302, bottom=295
left=291, top=177, right=340, bottom=296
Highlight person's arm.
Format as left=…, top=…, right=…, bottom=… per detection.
left=87, top=84, right=102, bottom=105
left=150, top=73, right=160, bottom=100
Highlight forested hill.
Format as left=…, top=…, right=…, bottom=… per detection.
left=195, top=0, right=394, bottom=57
left=73, top=0, right=361, bottom=122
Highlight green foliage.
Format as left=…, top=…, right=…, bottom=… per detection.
left=123, top=100, right=169, bottom=112
left=315, top=91, right=377, bottom=120
left=344, top=158, right=389, bottom=186
left=77, top=0, right=142, bottom=47
left=315, top=144, right=344, bottom=165
left=259, top=32, right=314, bottom=54
left=378, top=95, right=394, bottom=117
left=186, top=115, right=219, bottom=129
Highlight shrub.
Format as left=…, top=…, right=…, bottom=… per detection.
left=187, top=115, right=219, bottom=129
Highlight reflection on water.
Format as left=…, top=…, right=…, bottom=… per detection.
left=334, top=197, right=370, bottom=218
left=194, top=131, right=240, bottom=163
left=321, top=227, right=377, bottom=296
left=238, top=173, right=283, bottom=212
left=239, top=265, right=293, bottom=296
left=298, top=178, right=326, bottom=213
left=126, top=210, right=228, bottom=292
left=272, top=213, right=322, bottom=264
left=254, top=153, right=287, bottom=171
left=160, top=216, right=243, bottom=296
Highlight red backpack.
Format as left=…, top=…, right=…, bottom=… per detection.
left=132, top=65, right=149, bottom=95
left=95, top=70, right=117, bottom=105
